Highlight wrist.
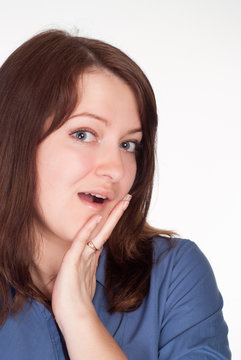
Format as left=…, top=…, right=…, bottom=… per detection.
left=55, top=301, right=97, bottom=336
left=59, top=312, right=127, bottom=360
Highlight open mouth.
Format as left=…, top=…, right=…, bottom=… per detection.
left=78, top=192, right=107, bottom=204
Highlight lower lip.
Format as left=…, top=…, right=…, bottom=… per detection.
left=77, top=193, right=109, bottom=210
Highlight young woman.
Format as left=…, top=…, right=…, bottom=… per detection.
left=0, top=30, right=231, bottom=359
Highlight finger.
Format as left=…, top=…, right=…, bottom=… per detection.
left=92, top=194, right=131, bottom=250
left=66, top=215, right=102, bottom=262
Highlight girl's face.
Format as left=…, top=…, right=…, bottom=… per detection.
left=35, top=69, right=142, bottom=243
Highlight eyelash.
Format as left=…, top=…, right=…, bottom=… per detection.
left=119, top=140, right=139, bottom=153
left=70, top=128, right=141, bottom=153
left=70, top=128, right=97, bottom=143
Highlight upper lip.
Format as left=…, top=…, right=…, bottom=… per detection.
left=77, top=188, right=115, bottom=201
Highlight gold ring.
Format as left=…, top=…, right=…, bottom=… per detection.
left=86, top=240, right=98, bottom=252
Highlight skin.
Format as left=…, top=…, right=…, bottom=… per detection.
left=33, top=69, right=142, bottom=359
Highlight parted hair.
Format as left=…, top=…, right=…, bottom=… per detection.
left=0, top=30, right=172, bottom=325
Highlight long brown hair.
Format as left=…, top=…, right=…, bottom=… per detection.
left=0, top=30, right=173, bottom=324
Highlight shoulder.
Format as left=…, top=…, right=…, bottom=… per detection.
left=151, top=236, right=222, bottom=316
left=149, top=236, right=231, bottom=358
left=152, top=234, right=206, bottom=259
left=152, top=235, right=214, bottom=277
left=119, top=237, right=230, bottom=358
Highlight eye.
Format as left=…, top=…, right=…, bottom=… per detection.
left=71, top=129, right=96, bottom=143
left=120, top=141, right=138, bottom=153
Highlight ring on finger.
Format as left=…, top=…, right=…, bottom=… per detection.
left=86, top=240, right=99, bottom=252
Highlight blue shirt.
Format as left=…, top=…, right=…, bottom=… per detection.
left=0, top=237, right=231, bottom=359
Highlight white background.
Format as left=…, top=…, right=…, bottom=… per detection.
left=0, top=0, right=240, bottom=358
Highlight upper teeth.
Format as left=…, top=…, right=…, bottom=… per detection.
left=85, top=192, right=107, bottom=199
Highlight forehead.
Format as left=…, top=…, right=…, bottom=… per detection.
left=70, top=69, right=141, bottom=128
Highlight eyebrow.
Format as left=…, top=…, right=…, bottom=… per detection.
left=69, top=111, right=143, bottom=135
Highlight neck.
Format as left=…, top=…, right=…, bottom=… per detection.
left=31, top=231, right=71, bottom=299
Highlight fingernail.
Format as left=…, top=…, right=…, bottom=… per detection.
left=122, top=194, right=132, bottom=211
left=123, top=194, right=132, bottom=202
left=122, top=201, right=130, bottom=211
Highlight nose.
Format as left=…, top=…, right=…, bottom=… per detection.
left=95, top=146, right=125, bottom=183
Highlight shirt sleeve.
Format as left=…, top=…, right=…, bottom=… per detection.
left=158, top=240, right=231, bottom=359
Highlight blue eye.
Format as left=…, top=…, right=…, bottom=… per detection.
left=72, top=130, right=96, bottom=142
left=120, top=141, right=137, bottom=153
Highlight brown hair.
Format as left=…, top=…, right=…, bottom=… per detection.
left=0, top=30, right=173, bottom=324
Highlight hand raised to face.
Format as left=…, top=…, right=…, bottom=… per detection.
left=51, top=194, right=131, bottom=333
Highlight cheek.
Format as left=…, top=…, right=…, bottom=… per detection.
left=36, top=148, right=96, bottom=212
left=38, top=149, right=94, bottom=186
left=123, top=159, right=137, bottom=192
left=35, top=148, right=97, bottom=240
